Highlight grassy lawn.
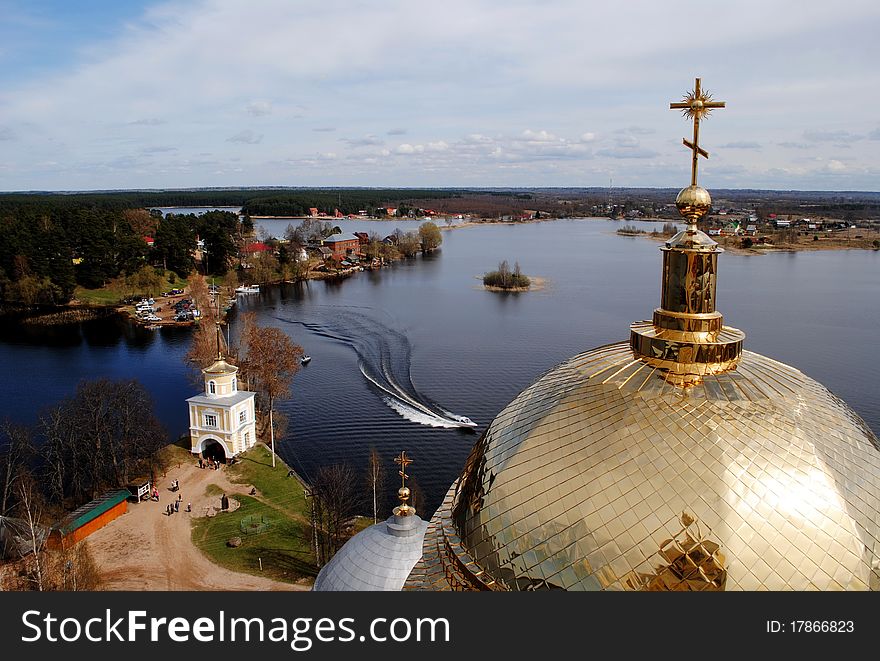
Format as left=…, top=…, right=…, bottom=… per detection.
left=73, top=274, right=190, bottom=307
left=74, top=286, right=124, bottom=306
left=191, top=495, right=316, bottom=583
left=227, top=445, right=310, bottom=523
left=191, top=445, right=317, bottom=584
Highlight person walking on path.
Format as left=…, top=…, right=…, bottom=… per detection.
left=174, top=499, right=180, bottom=513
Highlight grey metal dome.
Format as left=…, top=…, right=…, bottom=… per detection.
left=313, top=512, right=428, bottom=591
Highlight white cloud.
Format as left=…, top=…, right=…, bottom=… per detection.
left=226, top=130, right=263, bottom=144
left=246, top=100, right=273, bottom=117
left=825, top=159, right=846, bottom=172
left=519, top=129, right=558, bottom=143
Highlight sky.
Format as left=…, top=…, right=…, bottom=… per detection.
left=1, top=0, right=879, bottom=192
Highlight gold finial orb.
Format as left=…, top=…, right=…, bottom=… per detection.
left=675, top=184, right=712, bottom=224
left=398, top=486, right=410, bottom=500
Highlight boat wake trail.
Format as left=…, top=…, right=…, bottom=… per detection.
left=272, top=307, right=476, bottom=429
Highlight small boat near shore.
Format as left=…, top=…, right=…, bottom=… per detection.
left=301, top=355, right=312, bottom=365
left=235, top=285, right=260, bottom=294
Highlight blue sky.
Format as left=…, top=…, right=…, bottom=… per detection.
left=1, top=0, right=879, bottom=191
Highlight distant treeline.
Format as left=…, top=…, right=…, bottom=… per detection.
left=240, top=189, right=464, bottom=217
left=0, top=188, right=468, bottom=217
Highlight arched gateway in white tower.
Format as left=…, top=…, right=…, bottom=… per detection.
left=186, top=352, right=257, bottom=461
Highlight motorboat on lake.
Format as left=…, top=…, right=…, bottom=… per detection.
left=235, top=285, right=260, bottom=294
left=450, top=414, right=478, bottom=428
left=301, top=355, right=312, bottom=365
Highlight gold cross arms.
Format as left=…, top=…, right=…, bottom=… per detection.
left=670, top=77, right=726, bottom=186
left=394, top=450, right=413, bottom=489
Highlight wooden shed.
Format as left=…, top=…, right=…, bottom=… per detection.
left=47, top=490, right=129, bottom=549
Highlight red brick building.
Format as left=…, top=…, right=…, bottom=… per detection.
left=321, top=233, right=361, bottom=260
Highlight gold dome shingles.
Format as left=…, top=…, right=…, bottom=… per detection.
left=408, top=342, right=880, bottom=591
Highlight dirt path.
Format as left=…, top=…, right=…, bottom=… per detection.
left=87, top=459, right=307, bottom=591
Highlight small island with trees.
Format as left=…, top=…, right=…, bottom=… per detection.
left=483, top=260, right=532, bottom=292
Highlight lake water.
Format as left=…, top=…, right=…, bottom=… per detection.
left=2, top=218, right=877, bottom=513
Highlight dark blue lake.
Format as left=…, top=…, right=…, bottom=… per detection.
left=2, top=219, right=877, bottom=513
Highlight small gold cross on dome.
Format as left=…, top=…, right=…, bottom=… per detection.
left=394, top=450, right=413, bottom=488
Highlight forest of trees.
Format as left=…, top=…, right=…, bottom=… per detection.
left=0, top=196, right=249, bottom=306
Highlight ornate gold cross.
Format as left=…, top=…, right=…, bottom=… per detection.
left=670, top=77, right=726, bottom=186
left=394, top=450, right=413, bottom=489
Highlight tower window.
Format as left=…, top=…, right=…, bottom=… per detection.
left=205, top=414, right=218, bottom=428
left=232, top=377, right=237, bottom=392
left=239, top=411, right=246, bottom=423
left=245, top=432, right=250, bottom=445
left=208, top=381, right=216, bottom=395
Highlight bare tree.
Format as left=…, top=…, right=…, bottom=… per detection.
left=0, top=421, right=34, bottom=516
left=17, top=477, right=46, bottom=591
left=366, top=448, right=386, bottom=524
left=241, top=316, right=303, bottom=467
left=38, top=379, right=166, bottom=508
left=311, top=463, right=363, bottom=565
left=50, top=542, right=101, bottom=591
left=498, top=260, right=511, bottom=288
left=397, top=231, right=421, bottom=258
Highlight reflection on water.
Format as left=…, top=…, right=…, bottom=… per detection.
left=1, top=219, right=877, bottom=512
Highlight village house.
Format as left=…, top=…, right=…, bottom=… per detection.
left=309, top=207, right=319, bottom=217
left=242, top=241, right=272, bottom=256
left=321, top=233, right=362, bottom=260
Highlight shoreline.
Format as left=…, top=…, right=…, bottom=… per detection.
left=617, top=227, right=880, bottom=256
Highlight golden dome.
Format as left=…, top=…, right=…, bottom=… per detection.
left=203, top=359, right=238, bottom=375
left=405, top=344, right=880, bottom=591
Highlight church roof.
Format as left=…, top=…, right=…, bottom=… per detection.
left=313, top=513, right=428, bottom=591
left=203, top=359, right=238, bottom=375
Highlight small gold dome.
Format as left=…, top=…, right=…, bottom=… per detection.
left=203, top=359, right=239, bottom=375
left=676, top=185, right=712, bottom=223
